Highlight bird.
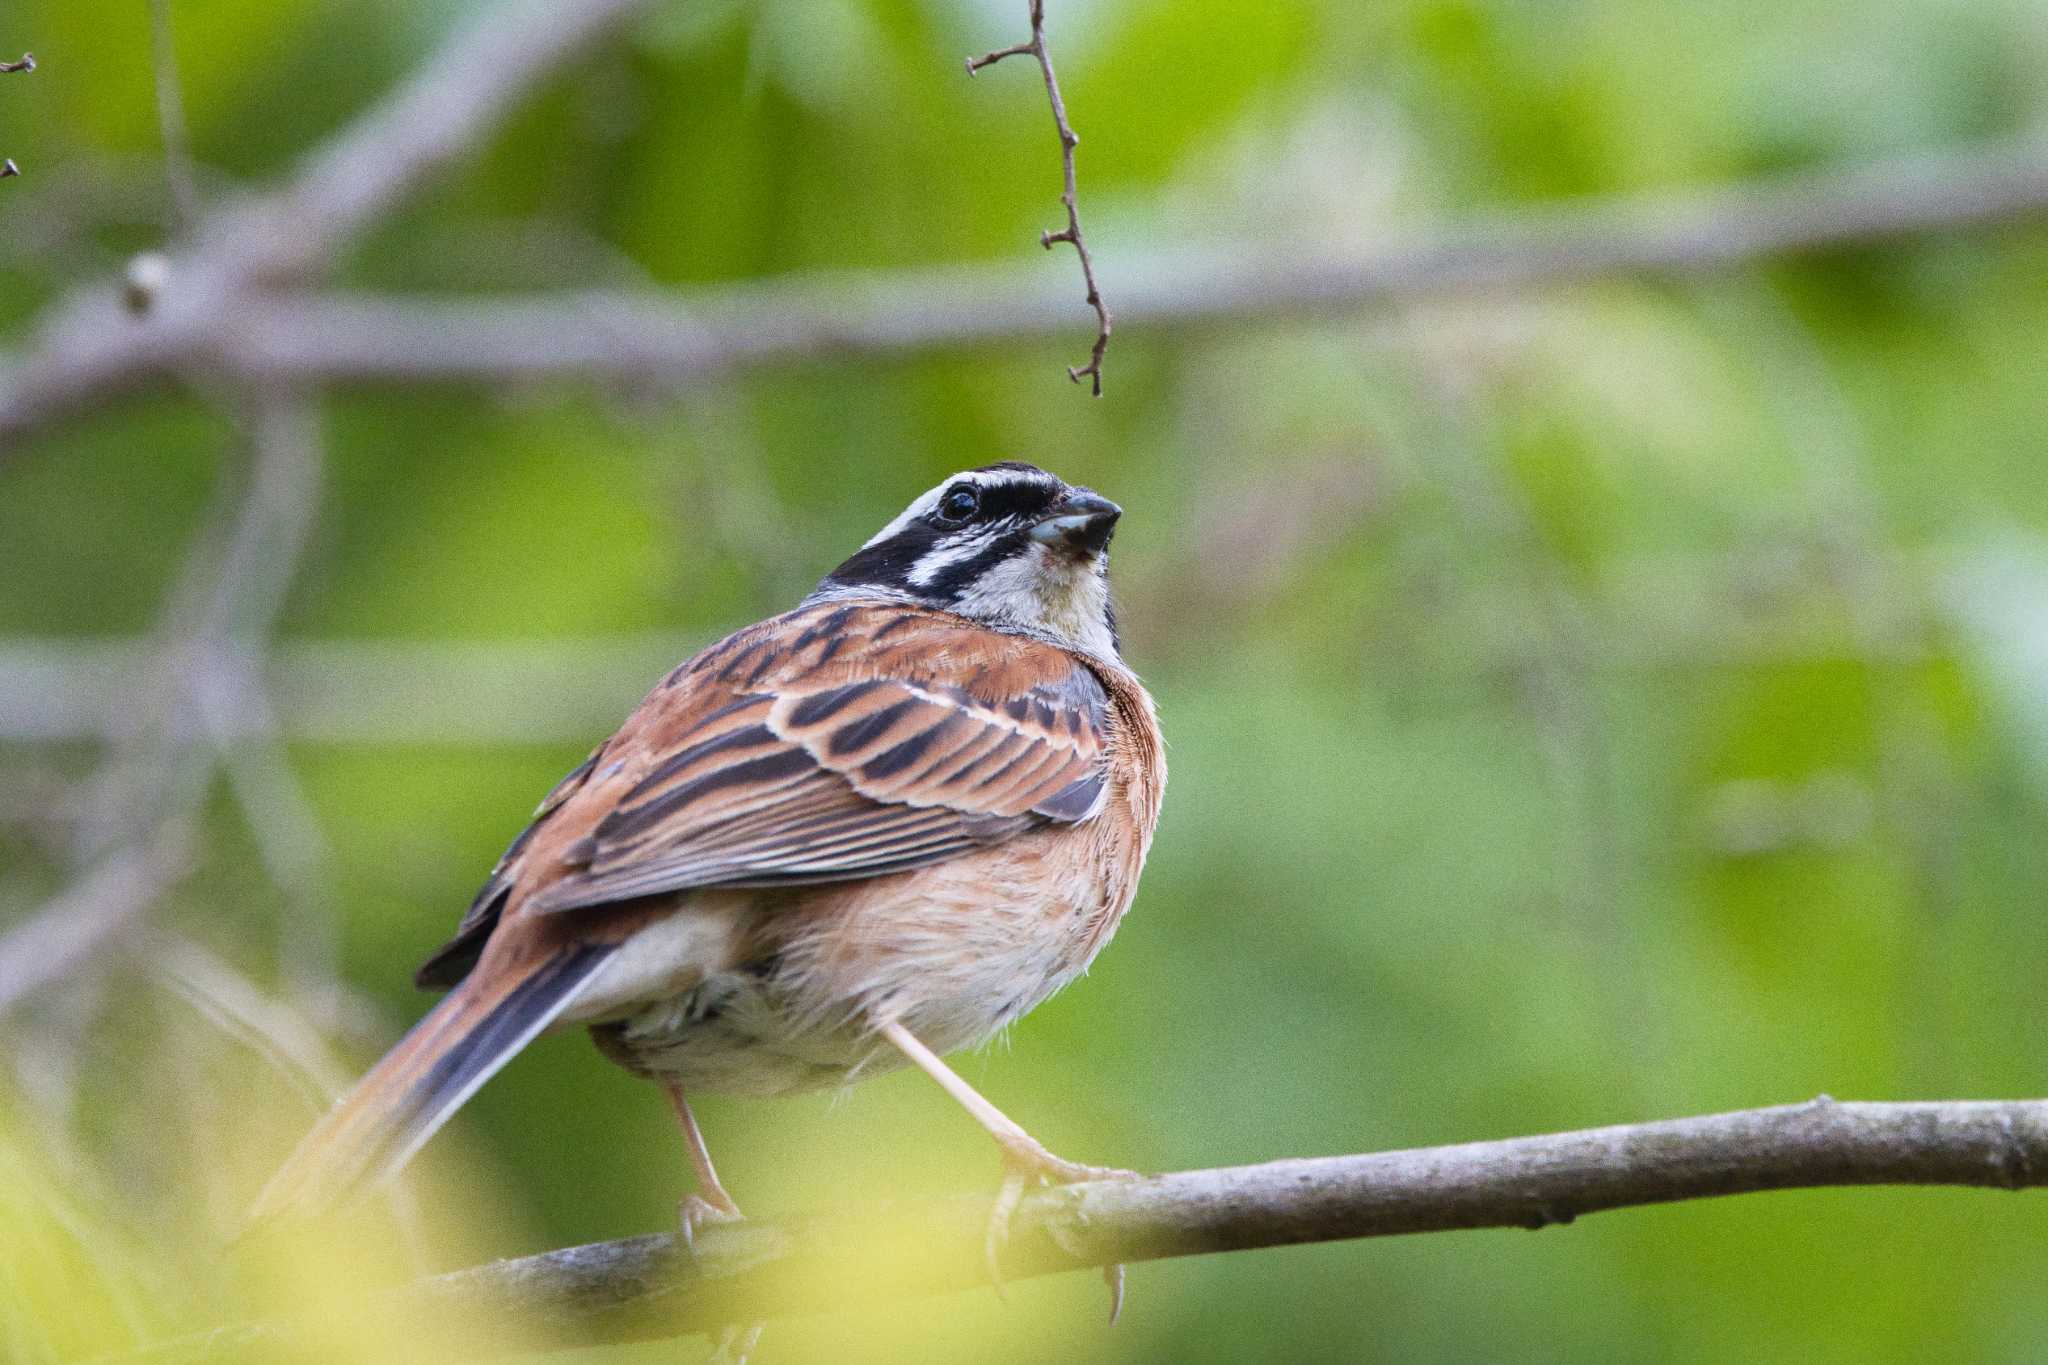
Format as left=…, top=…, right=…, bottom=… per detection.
left=250, top=461, right=1167, bottom=1291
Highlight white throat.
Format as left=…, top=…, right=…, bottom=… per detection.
left=948, top=541, right=1118, bottom=660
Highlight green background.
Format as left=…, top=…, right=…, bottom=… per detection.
left=6, top=0, right=2048, bottom=1360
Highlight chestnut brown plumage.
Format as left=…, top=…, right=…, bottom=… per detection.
left=251, top=463, right=1165, bottom=1291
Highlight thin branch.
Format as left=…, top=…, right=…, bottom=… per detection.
left=234, top=0, right=653, bottom=283
left=0, top=0, right=655, bottom=1007
left=9, top=133, right=2048, bottom=446
left=1, top=51, right=33, bottom=182
left=116, top=1097, right=2048, bottom=1358
left=0, top=0, right=654, bottom=438
left=146, top=0, right=200, bottom=233
left=0, top=529, right=1957, bottom=750
left=147, top=932, right=356, bottom=1110
left=967, top=0, right=1111, bottom=393
left=0, top=391, right=328, bottom=1016
left=0, top=831, right=193, bottom=1015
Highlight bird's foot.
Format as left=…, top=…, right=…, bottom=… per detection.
left=678, top=1189, right=744, bottom=1254
left=986, top=1132, right=1137, bottom=1322
left=679, top=1192, right=761, bottom=1364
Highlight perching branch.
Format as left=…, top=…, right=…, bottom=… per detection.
left=967, top=0, right=1112, bottom=394
left=119, top=1096, right=2048, bottom=1359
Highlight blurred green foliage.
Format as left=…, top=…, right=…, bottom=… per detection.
left=7, top=0, right=2048, bottom=1360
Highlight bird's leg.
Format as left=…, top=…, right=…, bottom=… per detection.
left=663, top=1079, right=742, bottom=1248
left=664, top=1081, right=765, bottom=1362
left=878, top=1020, right=1135, bottom=1315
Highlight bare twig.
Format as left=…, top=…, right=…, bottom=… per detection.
left=0, top=533, right=1957, bottom=748
left=0, top=0, right=657, bottom=1015
left=9, top=133, right=2048, bottom=446
left=968, top=0, right=1111, bottom=393
left=116, top=1096, right=2048, bottom=1358
left=1, top=51, right=32, bottom=182
left=0, top=391, right=328, bottom=1018
left=147, top=932, right=356, bottom=1109
left=0, top=831, right=193, bottom=1016
left=187, top=393, right=350, bottom=1015
left=0, top=0, right=653, bottom=430
left=146, top=1, right=200, bottom=232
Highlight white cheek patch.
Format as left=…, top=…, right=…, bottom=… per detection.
left=948, top=547, right=1040, bottom=614
left=950, top=544, right=1118, bottom=659
left=906, top=526, right=1003, bottom=587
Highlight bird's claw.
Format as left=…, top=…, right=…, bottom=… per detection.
left=678, top=1191, right=744, bottom=1254
left=1103, top=1262, right=1126, bottom=1325
left=983, top=1138, right=1138, bottom=1321
left=680, top=1196, right=760, bottom=1364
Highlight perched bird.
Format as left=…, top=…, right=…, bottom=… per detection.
left=252, top=461, right=1166, bottom=1281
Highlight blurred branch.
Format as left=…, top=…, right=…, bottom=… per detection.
left=125, top=1096, right=2048, bottom=1357
left=967, top=0, right=1112, bottom=393
left=0, top=0, right=654, bottom=449
left=0, top=394, right=327, bottom=1019
left=148, top=932, right=358, bottom=1110
left=146, top=0, right=199, bottom=232
left=0, top=0, right=659, bottom=1021
left=8, top=134, right=2048, bottom=443
left=0, top=535, right=1947, bottom=746
left=0, top=832, right=192, bottom=1015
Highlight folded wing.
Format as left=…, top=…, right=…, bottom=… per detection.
left=494, top=603, right=1112, bottom=919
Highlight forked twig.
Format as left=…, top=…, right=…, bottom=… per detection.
left=968, top=1, right=1111, bottom=394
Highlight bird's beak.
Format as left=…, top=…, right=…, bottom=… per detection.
left=1029, top=491, right=1122, bottom=554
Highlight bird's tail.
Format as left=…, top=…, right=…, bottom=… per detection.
left=246, top=944, right=616, bottom=1226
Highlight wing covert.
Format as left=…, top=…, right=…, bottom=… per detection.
left=517, top=604, right=1112, bottom=916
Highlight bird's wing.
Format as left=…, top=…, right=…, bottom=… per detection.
left=458, top=602, right=1111, bottom=929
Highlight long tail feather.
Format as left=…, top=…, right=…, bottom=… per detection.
left=247, top=945, right=615, bottom=1226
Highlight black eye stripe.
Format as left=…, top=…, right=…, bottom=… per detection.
left=822, top=483, right=1055, bottom=599
left=954, top=480, right=1057, bottom=524
left=820, top=522, right=938, bottom=591
left=925, top=527, right=1033, bottom=600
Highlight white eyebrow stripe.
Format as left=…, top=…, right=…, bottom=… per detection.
left=861, top=485, right=942, bottom=549
left=858, top=467, right=1058, bottom=551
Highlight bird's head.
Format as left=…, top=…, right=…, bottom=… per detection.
left=810, top=462, right=1124, bottom=659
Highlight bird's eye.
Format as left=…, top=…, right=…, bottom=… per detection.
left=935, top=485, right=980, bottom=525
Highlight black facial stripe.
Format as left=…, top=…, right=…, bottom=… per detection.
left=925, top=527, right=1034, bottom=601
left=820, top=521, right=940, bottom=593
left=956, top=479, right=1059, bottom=524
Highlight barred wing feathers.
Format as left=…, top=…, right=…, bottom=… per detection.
left=510, top=603, right=1112, bottom=917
